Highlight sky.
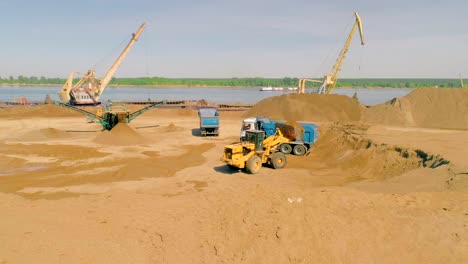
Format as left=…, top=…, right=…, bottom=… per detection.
left=1, top=0, right=467, bottom=79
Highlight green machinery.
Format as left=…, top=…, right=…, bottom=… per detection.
left=53, top=100, right=166, bottom=130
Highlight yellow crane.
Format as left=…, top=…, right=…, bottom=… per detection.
left=58, top=23, right=146, bottom=105
left=317, top=12, right=364, bottom=94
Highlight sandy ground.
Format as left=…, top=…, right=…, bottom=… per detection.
left=0, top=104, right=467, bottom=263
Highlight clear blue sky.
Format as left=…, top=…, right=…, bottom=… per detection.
left=1, top=0, right=467, bottom=78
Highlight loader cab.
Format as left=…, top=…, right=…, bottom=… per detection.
left=245, top=130, right=265, bottom=152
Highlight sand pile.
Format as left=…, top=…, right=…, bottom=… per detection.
left=93, top=123, right=147, bottom=146
left=159, top=123, right=183, bottom=132
left=308, top=123, right=448, bottom=180
left=20, top=128, right=70, bottom=141
left=245, top=93, right=362, bottom=122
left=277, top=121, right=305, bottom=141
left=0, top=104, right=82, bottom=118
left=362, top=88, right=468, bottom=129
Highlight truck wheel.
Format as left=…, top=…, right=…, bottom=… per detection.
left=293, top=145, right=307, bottom=156
left=246, top=156, right=262, bottom=174
left=270, top=152, right=287, bottom=169
left=279, top=144, right=292, bottom=154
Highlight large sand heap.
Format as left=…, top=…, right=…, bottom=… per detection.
left=0, top=104, right=82, bottom=118
left=363, top=88, right=468, bottom=129
left=245, top=93, right=362, bottom=122
left=93, top=123, right=147, bottom=146
left=247, top=88, right=468, bottom=130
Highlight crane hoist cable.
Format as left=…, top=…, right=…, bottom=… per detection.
left=145, top=35, right=150, bottom=77
left=91, top=36, right=129, bottom=74
left=299, top=14, right=358, bottom=94
left=317, top=12, right=365, bottom=95
left=142, top=21, right=152, bottom=78
left=312, top=14, right=355, bottom=79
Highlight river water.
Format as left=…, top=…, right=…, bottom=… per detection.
left=0, top=86, right=413, bottom=105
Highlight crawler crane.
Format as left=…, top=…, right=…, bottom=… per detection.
left=58, top=23, right=146, bottom=105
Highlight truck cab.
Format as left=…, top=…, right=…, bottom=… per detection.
left=240, top=116, right=274, bottom=140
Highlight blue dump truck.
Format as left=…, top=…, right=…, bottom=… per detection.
left=241, top=116, right=318, bottom=155
left=198, top=107, right=219, bottom=136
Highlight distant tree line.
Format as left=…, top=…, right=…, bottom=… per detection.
left=0, top=75, right=64, bottom=85
left=0, top=75, right=465, bottom=88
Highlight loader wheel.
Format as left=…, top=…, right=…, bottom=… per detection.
left=293, top=145, right=307, bottom=156
left=270, top=152, right=287, bottom=169
left=246, top=156, right=262, bottom=174
left=279, top=144, right=292, bottom=154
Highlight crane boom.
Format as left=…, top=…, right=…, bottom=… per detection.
left=318, top=12, right=364, bottom=94
left=97, top=23, right=146, bottom=96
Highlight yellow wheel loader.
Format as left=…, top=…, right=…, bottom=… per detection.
left=221, top=129, right=290, bottom=174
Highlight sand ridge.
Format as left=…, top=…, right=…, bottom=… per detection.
left=19, top=128, right=71, bottom=141
left=0, top=104, right=83, bottom=118
left=363, top=88, right=468, bottom=129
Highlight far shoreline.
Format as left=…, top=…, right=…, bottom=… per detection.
left=0, top=83, right=440, bottom=89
